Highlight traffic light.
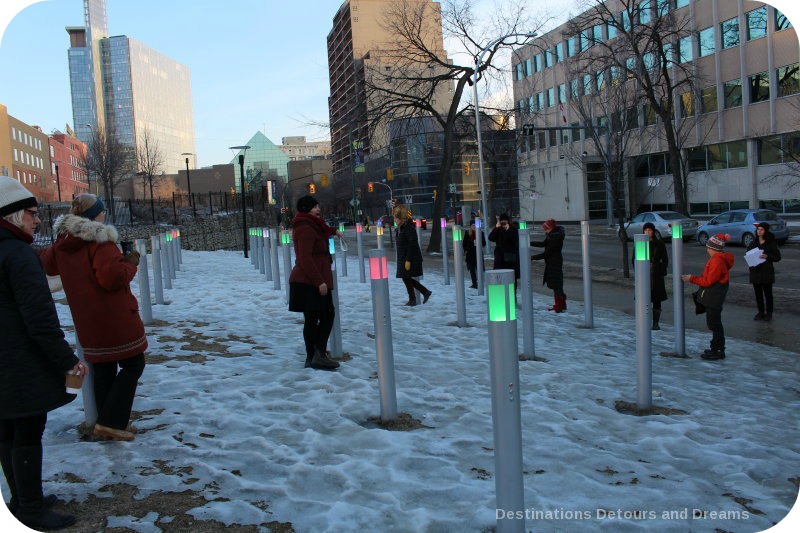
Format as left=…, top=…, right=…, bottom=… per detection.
left=386, top=169, right=394, bottom=181
left=320, top=174, right=328, bottom=187
left=308, top=183, right=316, bottom=194
left=463, top=162, right=471, bottom=176
left=368, top=182, right=374, bottom=193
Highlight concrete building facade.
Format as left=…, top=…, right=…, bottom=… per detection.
left=279, top=136, right=332, bottom=161
left=512, top=0, right=799, bottom=223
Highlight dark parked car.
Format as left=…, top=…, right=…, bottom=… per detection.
left=696, top=209, right=790, bottom=247
left=412, top=216, right=428, bottom=229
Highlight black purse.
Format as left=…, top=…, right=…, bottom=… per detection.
left=692, top=289, right=706, bottom=315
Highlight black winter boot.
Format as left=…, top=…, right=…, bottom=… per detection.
left=310, top=348, right=339, bottom=370
left=12, top=446, right=75, bottom=530
left=652, top=309, right=661, bottom=330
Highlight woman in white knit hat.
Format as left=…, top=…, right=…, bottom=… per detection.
left=0, top=176, right=85, bottom=530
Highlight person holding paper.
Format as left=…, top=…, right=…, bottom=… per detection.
left=747, top=222, right=781, bottom=321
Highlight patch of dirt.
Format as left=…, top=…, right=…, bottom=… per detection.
left=519, top=354, right=548, bottom=362
left=722, top=493, right=765, bottom=516
left=614, top=400, right=689, bottom=416
left=51, top=483, right=294, bottom=532
left=471, top=467, right=492, bottom=480
left=366, top=412, right=431, bottom=431
left=596, top=466, right=618, bottom=475
left=146, top=353, right=209, bottom=364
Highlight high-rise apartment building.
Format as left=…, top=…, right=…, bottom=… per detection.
left=66, top=0, right=195, bottom=198
left=279, top=136, right=332, bottom=161
left=512, top=0, right=799, bottom=222
left=327, top=0, right=450, bottom=183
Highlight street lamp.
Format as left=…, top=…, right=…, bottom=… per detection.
left=229, top=145, right=251, bottom=258
left=472, top=31, right=536, bottom=245
left=181, top=152, right=195, bottom=217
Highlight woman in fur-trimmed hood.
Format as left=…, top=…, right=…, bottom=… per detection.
left=39, top=194, right=146, bottom=441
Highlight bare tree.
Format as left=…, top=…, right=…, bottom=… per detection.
left=135, top=129, right=165, bottom=223
left=363, top=0, right=540, bottom=251
left=80, top=126, right=134, bottom=223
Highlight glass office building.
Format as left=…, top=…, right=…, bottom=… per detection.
left=230, top=132, right=291, bottom=193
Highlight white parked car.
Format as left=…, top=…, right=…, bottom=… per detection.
left=624, top=211, right=699, bottom=241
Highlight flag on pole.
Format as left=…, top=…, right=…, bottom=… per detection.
left=559, top=103, right=567, bottom=124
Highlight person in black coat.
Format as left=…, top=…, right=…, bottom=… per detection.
left=464, top=220, right=486, bottom=289
left=488, top=213, right=520, bottom=285
left=393, top=206, right=431, bottom=306
left=0, top=177, right=86, bottom=530
left=531, top=218, right=566, bottom=312
left=748, top=222, right=781, bottom=321
left=643, top=222, right=669, bottom=329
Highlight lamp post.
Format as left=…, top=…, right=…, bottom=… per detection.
left=472, top=32, right=536, bottom=246
left=181, top=152, right=195, bottom=217
left=229, top=145, right=252, bottom=258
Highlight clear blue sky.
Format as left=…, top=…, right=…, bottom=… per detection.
left=2, top=0, right=799, bottom=170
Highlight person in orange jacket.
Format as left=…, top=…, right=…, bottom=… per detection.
left=681, top=233, right=735, bottom=360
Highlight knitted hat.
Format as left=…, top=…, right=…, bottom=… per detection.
left=706, top=233, right=730, bottom=252
left=0, top=176, right=37, bottom=218
left=643, top=222, right=656, bottom=232
left=754, top=222, right=770, bottom=231
left=296, top=195, right=319, bottom=213
left=542, top=219, right=557, bottom=232
left=498, top=213, right=511, bottom=222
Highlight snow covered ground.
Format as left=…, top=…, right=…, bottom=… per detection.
left=2, top=248, right=798, bottom=532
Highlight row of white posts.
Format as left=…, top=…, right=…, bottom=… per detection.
left=242, top=218, right=688, bottom=533
left=78, top=229, right=184, bottom=428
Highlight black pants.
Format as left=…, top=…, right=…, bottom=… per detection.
left=705, top=307, right=725, bottom=352
left=753, top=283, right=773, bottom=314
left=302, top=293, right=335, bottom=362
left=402, top=277, right=429, bottom=301
left=0, top=414, right=47, bottom=449
left=467, top=264, right=478, bottom=286
left=94, top=353, right=145, bottom=430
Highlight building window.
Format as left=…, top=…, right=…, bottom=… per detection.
left=533, top=54, right=541, bottom=72
left=528, top=96, right=536, bottom=113
left=544, top=50, right=552, bottom=68
left=580, top=29, right=592, bottom=51
left=558, top=83, right=567, bottom=103
left=607, top=19, right=618, bottom=39
left=749, top=71, right=770, bottom=103
left=583, top=74, right=593, bottom=95
left=621, top=10, right=632, bottom=32
left=643, top=104, right=657, bottom=125
left=547, top=87, right=555, bottom=107
left=570, top=79, right=580, bottom=98
left=758, top=132, right=800, bottom=164
left=656, top=0, right=670, bottom=17
left=746, top=7, right=767, bottom=41
left=566, top=36, right=577, bottom=57
left=724, top=79, right=742, bottom=108
left=679, top=92, right=695, bottom=117
left=525, top=58, right=532, bottom=76
left=678, top=35, right=693, bottom=63
left=777, top=63, right=800, bottom=97
left=675, top=0, right=690, bottom=7
left=515, top=63, right=523, bottom=80
left=776, top=9, right=793, bottom=31
left=596, top=70, right=605, bottom=91
left=592, top=24, right=603, bottom=42
left=639, top=0, right=651, bottom=24
left=720, top=17, right=739, bottom=48
left=700, top=86, right=717, bottom=113
left=698, top=26, right=715, bottom=57
left=537, top=92, right=544, bottom=110
left=554, top=42, right=563, bottom=62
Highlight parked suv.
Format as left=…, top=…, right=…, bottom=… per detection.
left=696, top=209, right=790, bottom=247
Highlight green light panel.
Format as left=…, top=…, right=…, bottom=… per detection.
left=518, top=221, right=527, bottom=229
left=453, top=227, right=463, bottom=242
left=635, top=239, right=650, bottom=261
left=672, top=224, right=683, bottom=239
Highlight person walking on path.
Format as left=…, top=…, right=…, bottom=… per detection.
left=530, top=219, right=566, bottom=312
left=640, top=222, right=669, bottom=330
left=747, top=222, right=781, bottom=321
left=464, top=220, right=485, bottom=289
left=39, top=194, right=146, bottom=442
left=488, top=213, right=520, bottom=288
left=288, top=195, right=342, bottom=370
left=0, top=176, right=86, bottom=530
left=393, top=206, right=431, bottom=306
left=681, top=233, right=734, bottom=360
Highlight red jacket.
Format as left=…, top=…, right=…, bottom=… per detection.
left=288, top=213, right=336, bottom=289
left=689, top=251, right=735, bottom=287
left=39, top=215, right=147, bottom=363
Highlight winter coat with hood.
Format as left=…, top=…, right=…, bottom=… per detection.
left=688, top=251, right=735, bottom=310
left=289, top=212, right=336, bottom=290
left=747, top=232, right=781, bottom=285
left=531, top=225, right=565, bottom=290
left=0, top=221, right=78, bottom=419
left=38, top=214, right=147, bottom=364
left=395, top=219, right=424, bottom=278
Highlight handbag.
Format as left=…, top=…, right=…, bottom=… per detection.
left=692, top=289, right=706, bottom=315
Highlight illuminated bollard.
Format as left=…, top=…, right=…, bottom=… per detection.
left=338, top=223, right=348, bottom=278
left=281, top=230, right=292, bottom=303
left=475, top=217, right=485, bottom=295
left=270, top=228, right=281, bottom=291
left=369, top=249, right=398, bottom=421
left=165, top=231, right=176, bottom=280
left=452, top=225, right=467, bottom=327
left=517, top=228, right=534, bottom=359
left=356, top=223, right=366, bottom=283
left=175, top=229, right=183, bottom=266
left=440, top=218, right=450, bottom=286
left=170, top=229, right=179, bottom=274
left=329, top=237, right=343, bottom=357
left=256, top=229, right=266, bottom=274
left=413, top=218, right=423, bottom=303
left=262, top=229, right=273, bottom=282
left=75, top=340, right=97, bottom=427
left=485, top=269, right=525, bottom=533
left=634, top=234, right=652, bottom=410
left=160, top=234, right=172, bottom=290
left=376, top=220, right=384, bottom=249
left=671, top=224, right=686, bottom=356
left=250, top=229, right=257, bottom=267
left=150, top=235, right=164, bottom=305
left=135, top=239, right=153, bottom=324
left=581, top=221, right=594, bottom=328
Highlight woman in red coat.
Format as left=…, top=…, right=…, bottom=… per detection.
left=39, top=194, right=146, bottom=441
left=288, top=195, right=344, bottom=370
